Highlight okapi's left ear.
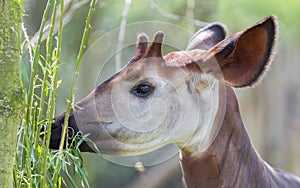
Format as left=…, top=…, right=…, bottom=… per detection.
left=210, top=16, right=277, bottom=88
left=186, top=22, right=226, bottom=50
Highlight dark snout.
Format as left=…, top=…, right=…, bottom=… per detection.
left=41, top=111, right=94, bottom=152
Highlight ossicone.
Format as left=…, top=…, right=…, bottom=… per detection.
left=143, top=31, right=164, bottom=58
left=129, top=33, right=149, bottom=63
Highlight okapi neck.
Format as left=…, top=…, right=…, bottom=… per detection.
left=179, top=87, right=261, bottom=187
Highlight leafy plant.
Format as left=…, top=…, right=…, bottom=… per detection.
left=13, top=0, right=97, bottom=187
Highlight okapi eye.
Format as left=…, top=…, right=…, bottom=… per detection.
left=131, top=82, right=153, bottom=97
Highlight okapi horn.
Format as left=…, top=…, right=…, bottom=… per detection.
left=144, top=31, right=164, bottom=58
left=129, top=33, right=149, bottom=63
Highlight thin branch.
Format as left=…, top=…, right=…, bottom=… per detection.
left=115, top=0, right=132, bottom=72
left=147, top=0, right=209, bottom=27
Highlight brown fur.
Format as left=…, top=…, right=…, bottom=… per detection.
left=180, top=86, right=300, bottom=187
left=128, top=33, right=149, bottom=64
left=143, top=31, right=164, bottom=58
left=210, top=16, right=277, bottom=87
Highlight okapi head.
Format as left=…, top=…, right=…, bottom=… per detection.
left=48, top=16, right=276, bottom=156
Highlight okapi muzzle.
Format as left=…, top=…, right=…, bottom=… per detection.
left=43, top=110, right=94, bottom=152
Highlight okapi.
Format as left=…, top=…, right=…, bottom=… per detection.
left=47, top=16, right=300, bottom=187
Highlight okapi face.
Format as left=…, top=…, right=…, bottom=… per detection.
left=48, top=16, right=276, bottom=156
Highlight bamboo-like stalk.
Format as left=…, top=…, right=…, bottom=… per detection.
left=14, top=0, right=93, bottom=187
left=26, top=0, right=53, bottom=124
left=20, top=1, right=53, bottom=185
left=41, top=0, right=60, bottom=186
left=59, top=0, right=97, bottom=152
left=38, top=0, right=59, bottom=122
left=50, top=0, right=65, bottom=186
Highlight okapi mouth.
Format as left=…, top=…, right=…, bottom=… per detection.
left=40, top=110, right=95, bottom=152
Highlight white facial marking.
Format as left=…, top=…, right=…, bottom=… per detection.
left=176, top=73, right=220, bottom=157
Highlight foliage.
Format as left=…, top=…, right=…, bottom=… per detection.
left=13, top=0, right=96, bottom=187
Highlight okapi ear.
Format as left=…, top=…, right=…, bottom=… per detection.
left=186, top=23, right=227, bottom=51
left=128, top=33, right=149, bottom=63
left=210, top=15, right=277, bottom=88
left=164, top=23, right=226, bottom=67
left=143, top=31, right=164, bottom=58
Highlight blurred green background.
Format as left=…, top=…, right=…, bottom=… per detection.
left=23, top=0, right=300, bottom=187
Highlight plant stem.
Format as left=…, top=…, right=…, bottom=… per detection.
left=26, top=0, right=53, bottom=124
left=41, top=0, right=60, bottom=186
left=38, top=0, right=59, bottom=121
left=59, top=0, right=97, bottom=151
left=49, top=0, right=64, bottom=185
